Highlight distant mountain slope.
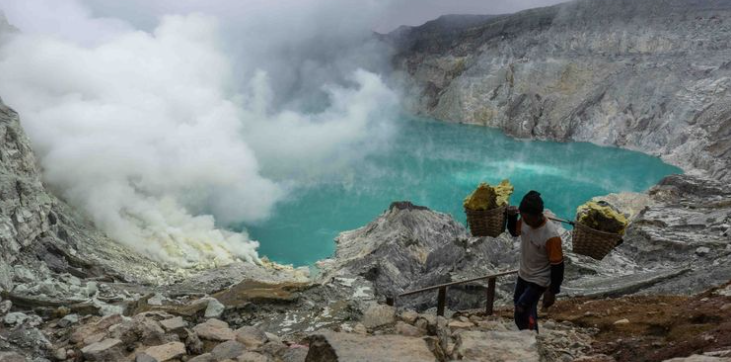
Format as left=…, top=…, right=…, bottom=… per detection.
left=385, top=0, right=731, bottom=182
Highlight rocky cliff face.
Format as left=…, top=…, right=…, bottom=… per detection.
left=0, top=98, right=308, bottom=312
left=0, top=98, right=178, bottom=289
left=385, top=0, right=731, bottom=182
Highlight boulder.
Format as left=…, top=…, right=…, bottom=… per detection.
left=280, top=347, right=308, bottom=362
left=134, top=315, right=169, bottom=345
left=235, top=326, right=268, bottom=350
left=58, top=314, right=79, bottom=328
left=160, top=316, right=187, bottom=333
left=695, top=247, right=711, bottom=256
left=8, top=326, right=52, bottom=350
left=143, top=342, right=186, bottom=362
left=108, top=320, right=138, bottom=345
left=454, top=330, right=539, bottom=362
left=395, top=321, right=425, bottom=337
left=204, top=298, right=226, bottom=318
left=71, top=314, right=123, bottom=344
left=135, top=353, right=157, bottom=362
left=264, top=332, right=282, bottom=344
left=414, top=318, right=428, bottom=331
left=399, top=310, right=419, bottom=324
left=423, top=336, right=447, bottom=362
left=447, top=320, right=474, bottom=331
left=185, top=328, right=204, bottom=354
left=211, top=340, right=246, bottom=361
left=257, top=342, right=288, bottom=359
left=321, top=202, right=469, bottom=311
left=193, top=318, right=235, bottom=341
left=0, top=352, right=26, bottom=362
left=0, top=264, right=13, bottom=294
left=83, top=332, right=107, bottom=346
left=80, top=338, right=124, bottom=361
left=3, top=312, right=28, bottom=326
left=352, top=324, right=367, bottom=335
left=435, top=316, right=449, bottom=353
left=361, top=303, right=395, bottom=329
left=54, top=348, right=67, bottom=361
left=305, top=331, right=435, bottom=362
left=0, top=300, right=12, bottom=316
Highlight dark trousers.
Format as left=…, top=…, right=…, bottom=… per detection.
left=513, top=276, right=546, bottom=332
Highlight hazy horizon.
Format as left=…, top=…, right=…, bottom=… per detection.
left=373, top=0, right=570, bottom=32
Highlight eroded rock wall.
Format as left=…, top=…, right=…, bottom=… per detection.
left=0, top=98, right=177, bottom=291
left=386, top=0, right=731, bottom=182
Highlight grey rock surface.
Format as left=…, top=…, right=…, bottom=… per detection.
left=385, top=0, right=731, bottom=182
left=192, top=318, right=235, bottom=342
left=143, top=341, right=186, bottom=362
left=0, top=352, right=26, bottom=362
left=0, top=97, right=181, bottom=291
left=210, top=340, right=246, bottom=360
left=304, top=331, right=435, bottom=362
left=235, top=326, right=268, bottom=350
left=80, top=338, right=124, bottom=361
left=454, top=330, right=539, bottom=362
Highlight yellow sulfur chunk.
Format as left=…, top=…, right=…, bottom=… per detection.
left=494, top=179, right=514, bottom=207
left=464, top=180, right=514, bottom=211
left=576, top=200, right=629, bottom=235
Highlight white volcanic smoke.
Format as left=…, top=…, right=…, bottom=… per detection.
left=0, top=0, right=398, bottom=267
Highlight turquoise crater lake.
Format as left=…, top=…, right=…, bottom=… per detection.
left=245, top=117, right=682, bottom=266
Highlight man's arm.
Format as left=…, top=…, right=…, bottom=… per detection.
left=506, top=206, right=520, bottom=237
left=546, top=237, right=564, bottom=294
left=549, top=262, right=565, bottom=294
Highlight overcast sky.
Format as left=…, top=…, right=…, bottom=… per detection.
left=36, top=0, right=573, bottom=34
left=375, top=0, right=570, bottom=32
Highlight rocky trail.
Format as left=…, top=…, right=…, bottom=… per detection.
left=1, top=182, right=730, bottom=361
left=3, top=283, right=730, bottom=362
left=543, top=282, right=731, bottom=362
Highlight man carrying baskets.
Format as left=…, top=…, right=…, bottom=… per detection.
left=506, top=191, right=565, bottom=332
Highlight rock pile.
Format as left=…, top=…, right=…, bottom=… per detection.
left=1, top=307, right=301, bottom=362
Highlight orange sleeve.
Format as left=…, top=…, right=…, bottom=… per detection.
left=546, top=237, right=563, bottom=264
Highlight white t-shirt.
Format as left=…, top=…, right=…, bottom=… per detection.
left=516, top=217, right=564, bottom=288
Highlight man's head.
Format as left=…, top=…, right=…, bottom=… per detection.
left=519, top=190, right=545, bottom=228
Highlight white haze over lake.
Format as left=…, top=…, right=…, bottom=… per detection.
left=0, top=0, right=398, bottom=267
left=0, top=0, right=565, bottom=267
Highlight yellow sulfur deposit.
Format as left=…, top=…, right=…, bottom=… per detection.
left=576, top=200, right=629, bottom=235
left=464, top=180, right=514, bottom=211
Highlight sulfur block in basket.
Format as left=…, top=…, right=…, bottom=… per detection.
left=576, top=200, right=628, bottom=235
left=464, top=180, right=514, bottom=211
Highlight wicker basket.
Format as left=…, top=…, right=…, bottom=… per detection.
left=465, top=204, right=507, bottom=237
left=571, top=221, right=623, bottom=260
